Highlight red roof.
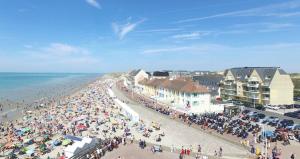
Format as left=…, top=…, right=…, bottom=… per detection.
left=139, top=78, right=209, bottom=93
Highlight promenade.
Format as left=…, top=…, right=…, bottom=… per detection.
left=111, top=84, right=252, bottom=158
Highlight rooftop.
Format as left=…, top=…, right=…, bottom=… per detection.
left=140, top=78, right=209, bottom=94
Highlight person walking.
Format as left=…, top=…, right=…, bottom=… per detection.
left=291, top=153, right=295, bottom=159
left=214, top=150, right=218, bottom=157
left=197, top=145, right=201, bottom=154
left=219, top=147, right=223, bottom=157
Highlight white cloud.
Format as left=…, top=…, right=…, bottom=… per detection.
left=112, top=19, right=146, bottom=40
left=42, top=43, right=88, bottom=57
left=23, top=45, right=33, bottom=49
left=85, top=0, right=101, bottom=9
left=0, top=43, right=101, bottom=72
left=232, top=22, right=296, bottom=32
left=25, top=43, right=98, bottom=64
left=136, top=28, right=183, bottom=33
left=171, top=31, right=211, bottom=40
left=142, top=42, right=300, bottom=55
left=176, top=0, right=300, bottom=23
left=142, top=44, right=227, bottom=54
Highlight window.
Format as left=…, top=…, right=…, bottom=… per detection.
left=193, top=101, right=199, bottom=106
left=193, top=93, right=198, bottom=97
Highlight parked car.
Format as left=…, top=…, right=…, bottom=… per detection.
left=284, top=111, right=300, bottom=119
left=278, top=119, right=294, bottom=128
left=294, top=104, right=300, bottom=108
left=255, top=105, right=266, bottom=111
left=267, top=117, right=280, bottom=127
left=265, top=105, right=280, bottom=110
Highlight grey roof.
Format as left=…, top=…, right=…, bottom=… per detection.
left=225, top=67, right=286, bottom=82
left=129, top=69, right=142, bottom=77
left=193, top=75, right=223, bottom=87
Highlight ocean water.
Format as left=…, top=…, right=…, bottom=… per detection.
left=0, top=73, right=102, bottom=103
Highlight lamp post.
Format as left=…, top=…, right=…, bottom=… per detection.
left=260, top=124, right=268, bottom=158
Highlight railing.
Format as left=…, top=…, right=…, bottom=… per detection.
left=247, top=96, right=259, bottom=99
left=247, top=83, right=259, bottom=88
left=262, top=91, right=270, bottom=94
left=224, top=87, right=236, bottom=91
left=261, top=83, right=270, bottom=87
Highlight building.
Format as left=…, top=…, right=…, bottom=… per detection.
left=128, top=69, right=149, bottom=86
left=220, top=67, right=294, bottom=106
left=193, top=74, right=223, bottom=96
left=152, top=71, right=169, bottom=79
left=139, top=78, right=214, bottom=114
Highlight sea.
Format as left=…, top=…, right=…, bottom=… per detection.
left=0, top=73, right=102, bottom=121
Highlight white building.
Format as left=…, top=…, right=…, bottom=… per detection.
left=128, top=69, right=149, bottom=86
left=139, top=78, right=222, bottom=114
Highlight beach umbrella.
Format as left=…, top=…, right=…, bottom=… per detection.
left=77, top=124, right=87, bottom=130
left=16, top=130, right=24, bottom=136
left=53, top=139, right=62, bottom=146
left=22, top=127, right=31, bottom=133
left=26, top=148, right=34, bottom=156
left=20, top=147, right=29, bottom=154
left=35, top=136, right=44, bottom=142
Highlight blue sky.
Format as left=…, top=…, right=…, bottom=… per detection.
left=0, top=0, right=300, bottom=73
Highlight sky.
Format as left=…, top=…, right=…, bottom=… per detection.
left=0, top=0, right=300, bottom=73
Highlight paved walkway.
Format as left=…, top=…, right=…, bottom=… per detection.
left=112, top=85, right=251, bottom=158
left=102, top=144, right=195, bottom=159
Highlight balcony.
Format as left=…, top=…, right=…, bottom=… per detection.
left=262, top=91, right=270, bottom=95
left=263, top=97, right=270, bottom=100
left=247, top=83, right=259, bottom=88
left=261, top=82, right=270, bottom=87
left=223, top=92, right=236, bottom=96
left=224, top=87, right=236, bottom=91
left=224, top=82, right=234, bottom=86
left=248, top=90, right=260, bottom=94
left=247, top=96, right=259, bottom=99
left=248, top=77, right=259, bottom=82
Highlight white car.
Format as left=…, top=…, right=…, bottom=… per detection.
left=265, top=105, right=280, bottom=110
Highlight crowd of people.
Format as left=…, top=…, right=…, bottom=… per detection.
left=0, top=78, right=145, bottom=159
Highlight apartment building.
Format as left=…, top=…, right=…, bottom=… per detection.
left=139, top=78, right=212, bottom=113
left=220, top=67, right=294, bottom=106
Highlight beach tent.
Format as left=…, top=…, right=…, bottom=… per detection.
left=26, top=148, right=34, bottom=156
left=64, top=135, right=82, bottom=142
left=110, top=118, right=118, bottom=125
left=72, top=115, right=88, bottom=122
left=52, top=139, right=62, bottom=146
left=22, top=127, right=31, bottom=133
left=62, top=139, right=72, bottom=146
left=77, top=124, right=87, bottom=131
left=16, top=130, right=24, bottom=136
left=263, top=131, right=274, bottom=137
left=24, top=138, right=34, bottom=145
left=35, top=136, right=44, bottom=143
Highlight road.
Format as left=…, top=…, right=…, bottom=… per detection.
left=112, top=84, right=251, bottom=159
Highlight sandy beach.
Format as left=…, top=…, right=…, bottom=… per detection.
left=0, top=74, right=298, bottom=159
